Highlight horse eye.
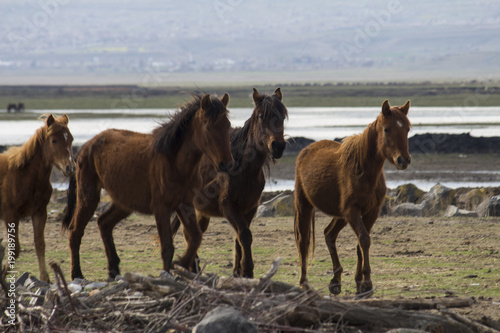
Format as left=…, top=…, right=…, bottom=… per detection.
left=384, top=128, right=389, bottom=133
left=258, top=114, right=263, bottom=119
left=51, top=139, right=57, bottom=143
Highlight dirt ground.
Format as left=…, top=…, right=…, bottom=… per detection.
left=3, top=153, right=500, bottom=326
left=5, top=193, right=499, bottom=324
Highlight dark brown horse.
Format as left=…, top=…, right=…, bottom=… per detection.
left=1, top=114, right=75, bottom=282
left=6, top=103, right=17, bottom=113
left=172, top=88, right=288, bottom=278
left=294, top=100, right=411, bottom=296
left=62, top=94, right=234, bottom=280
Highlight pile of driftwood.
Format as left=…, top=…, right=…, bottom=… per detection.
left=2, top=257, right=500, bottom=333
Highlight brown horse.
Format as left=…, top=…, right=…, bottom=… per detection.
left=172, top=88, right=288, bottom=278
left=0, top=114, right=75, bottom=282
left=294, top=100, right=411, bottom=296
left=62, top=93, right=234, bottom=280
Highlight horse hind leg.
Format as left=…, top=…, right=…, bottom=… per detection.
left=68, top=166, right=101, bottom=280
left=97, top=203, right=131, bottom=281
left=324, top=217, right=347, bottom=295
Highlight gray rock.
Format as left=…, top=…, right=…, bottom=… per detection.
left=418, top=184, right=456, bottom=216
left=477, top=195, right=500, bottom=217
left=443, top=205, right=478, bottom=218
left=256, top=193, right=294, bottom=218
left=391, top=202, right=428, bottom=217
left=272, top=194, right=294, bottom=216
left=457, top=188, right=488, bottom=211
left=392, top=183, right=425, bottom=204
left=193, top=306, right=257, bottom=333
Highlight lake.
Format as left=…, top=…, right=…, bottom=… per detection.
left=2, top=106, right=500, bottom=191
left=1, top=106, right=500, bottom=145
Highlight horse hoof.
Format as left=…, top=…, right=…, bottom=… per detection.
left=356, top=286, right=374, bottom=299
left=329, top=282, right=342, bottom=295
left=300, top=282, right=311, bottom=291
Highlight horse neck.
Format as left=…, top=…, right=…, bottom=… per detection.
left=350, top=121, right=385, bottom=180
left=14, top=142, right=52, bottom=184
left=233, top=124, right=269, bottom=175
left=173, top=130, right=203, bottom=178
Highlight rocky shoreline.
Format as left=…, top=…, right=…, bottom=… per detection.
left=285, top=133, right=500, bottom=155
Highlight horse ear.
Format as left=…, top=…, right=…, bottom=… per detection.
left=400, top=100, right=410, bottom=115
left=274, top=87, right=283, bottom=101
left=382, top=100, right=391, bottom=118
left=59, top=114, right=69, bottom=125
left=46, top=114, right=55, bottom=127
left=221, top=92, right=230, bottom=108
left=201, top=94, right=212, bottom=111
left=252, top=88, right=263, bottom=105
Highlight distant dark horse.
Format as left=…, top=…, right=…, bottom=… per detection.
left=172, top=88, right=288, bottom=278
left=294, top=100, right=411, bottom=297
left=62, top=94, right=234, bottom=280
left=6, top=104, right=17, bottom=113
left=1, top=114, right=75, bottom=281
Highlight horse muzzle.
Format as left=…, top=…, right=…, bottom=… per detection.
left=271, top=141, right=286, bottom=159
left=395, top=155, right=411, bottom=170
left=61, top=161, right=76, bottom=176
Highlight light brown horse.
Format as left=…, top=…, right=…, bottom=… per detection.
left=294, top=100, right=411, bottom=296
left=172, top=88, right=288, bottom=278
left=62, top=94, right=234, bottom=280
left=0, top=114, right=75, bottom=282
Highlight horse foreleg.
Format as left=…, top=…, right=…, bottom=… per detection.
left=223, top=204, right=253, bottom=278
left=324, top=217, right=347, bottom=295
left=348, top=213, right=373, bottom=297
left=32, top=210, right=49, bottom=282
left=97, top=204, right=131, bottom=280
left=155, top=207, right=176, bottom=273
left=174, top=204, right=203, bottom=272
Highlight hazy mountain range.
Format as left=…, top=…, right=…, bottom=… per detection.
left=1, top=0, right=499, bottom=83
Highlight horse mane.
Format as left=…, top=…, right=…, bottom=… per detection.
left=338, top=108, right=410, bottom=176
left=6, top=114, right=68, bottom=169
left=151, top=94, right=227, bottom=158
left=231, top=92, right=288, bottom=166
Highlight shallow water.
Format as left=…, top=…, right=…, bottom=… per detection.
left=1, top=106, right=499, bottom=145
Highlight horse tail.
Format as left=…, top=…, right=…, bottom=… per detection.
left=293, top=189, right=315, bottom=265
left=61, top=172, right=77, bottom=231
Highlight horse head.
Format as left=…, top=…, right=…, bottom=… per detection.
left=252, top=88, right=288, bottom=160
left=378, top=100, right=411, bottom=170
left=43, top=114, right=76, bottom=176
left=196, top=93, right=234, bottom=173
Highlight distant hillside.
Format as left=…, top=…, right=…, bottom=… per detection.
left=1, top=0, right=499, bottom=81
